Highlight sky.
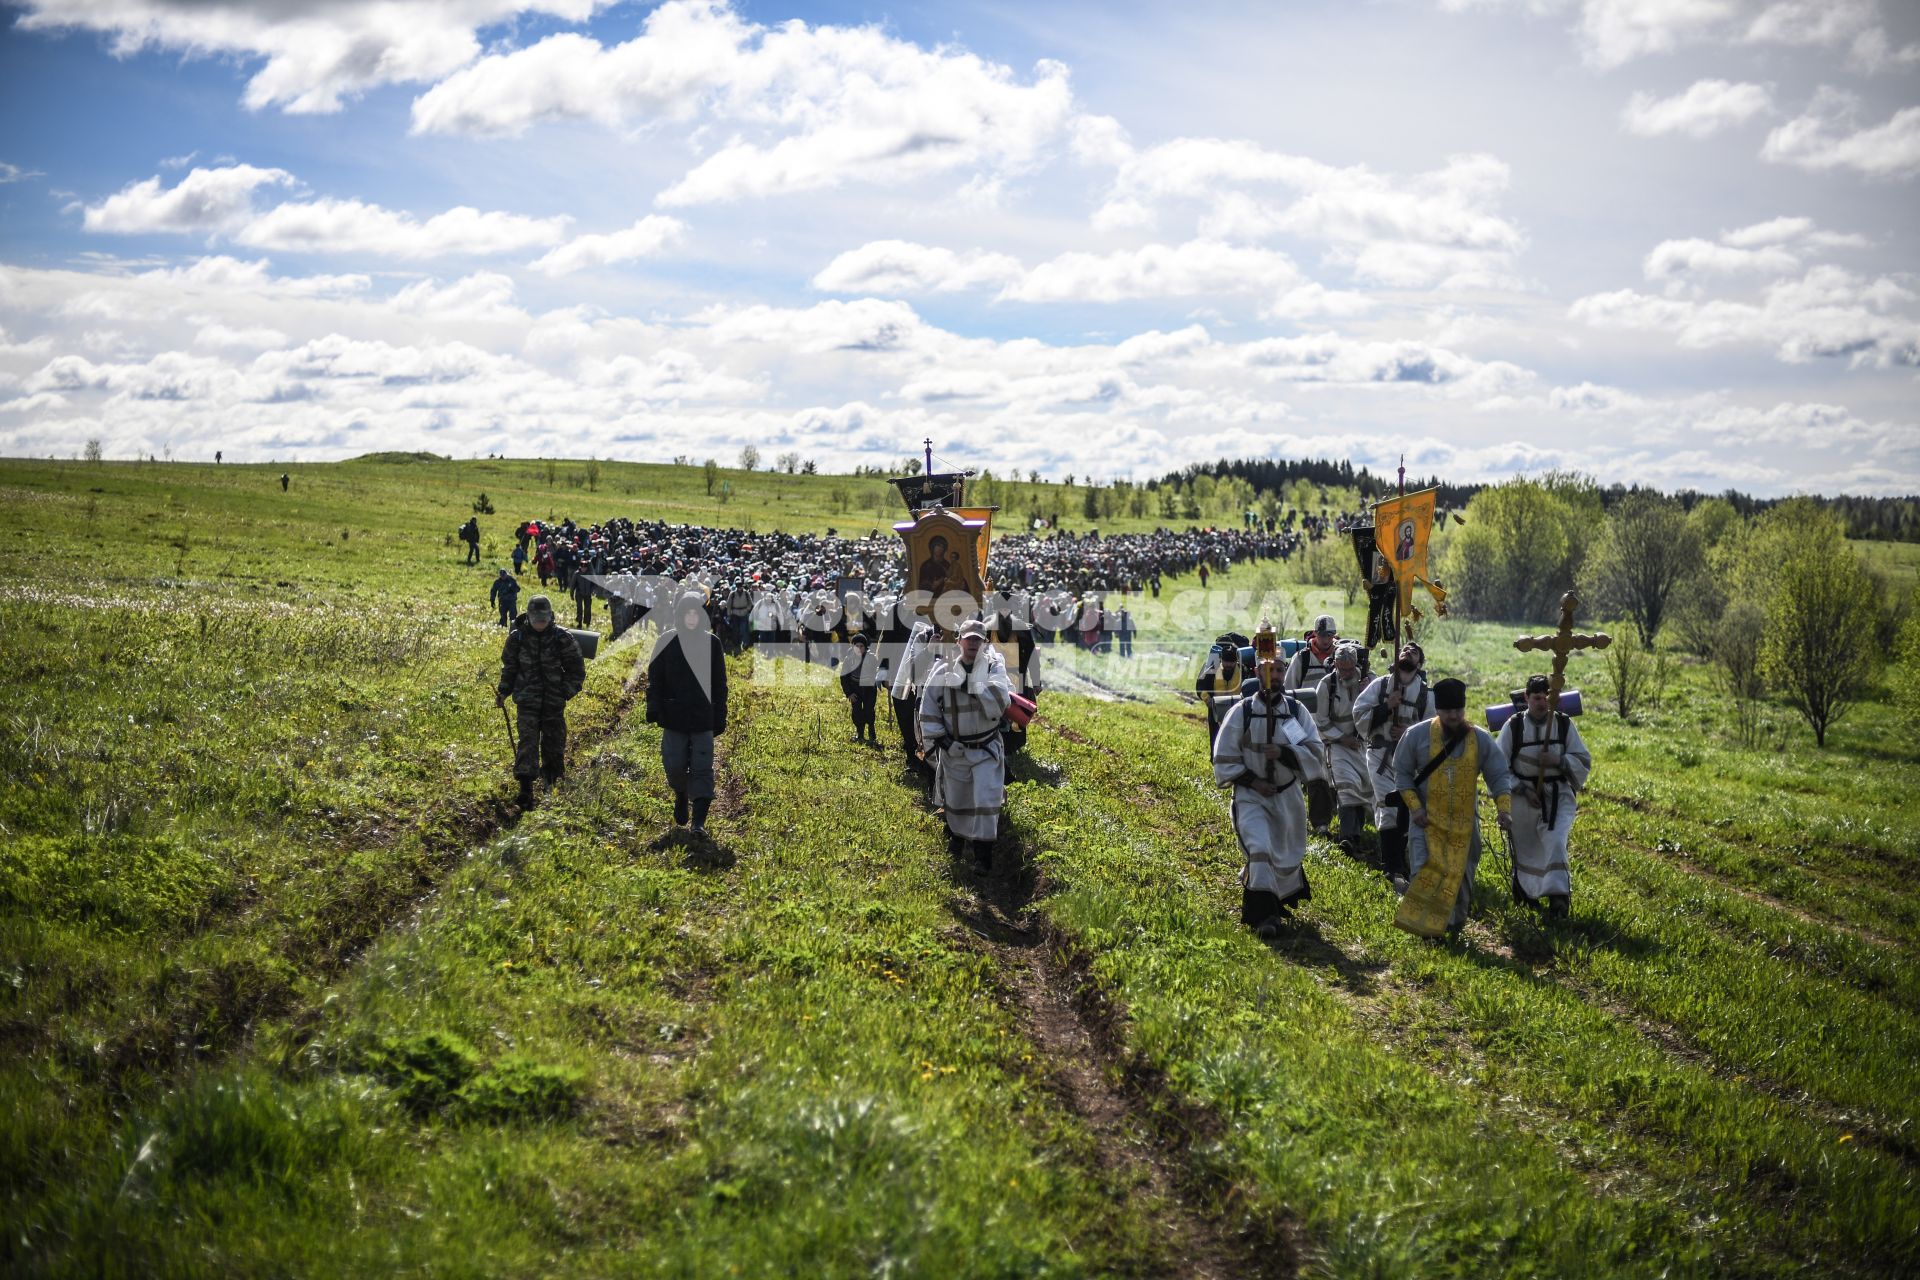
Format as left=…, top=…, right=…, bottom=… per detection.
left=0, top=0, right=1916, bottom=496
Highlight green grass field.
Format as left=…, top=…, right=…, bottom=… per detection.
left=2, top=456, right=1915, bottom=1277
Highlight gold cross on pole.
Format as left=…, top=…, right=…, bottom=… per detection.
left=1513, top=591, right=1611, bottom=698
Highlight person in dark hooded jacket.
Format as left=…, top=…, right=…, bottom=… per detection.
left=495, top=594, right=585, bottom=808
left=646, top=592, right=729, bottom=833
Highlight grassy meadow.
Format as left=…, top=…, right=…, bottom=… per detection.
left=1, top=455, right=1915, bottom=1277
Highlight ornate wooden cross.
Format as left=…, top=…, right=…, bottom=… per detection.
left=1513, top=590, right=1611, bottom=698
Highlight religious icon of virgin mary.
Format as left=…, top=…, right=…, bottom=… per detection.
left=916, top=535, right=954, bottom=597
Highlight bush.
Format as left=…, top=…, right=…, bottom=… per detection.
left=1893, top=604, right=1920, bottom=729
left=1439, top=475, right=1597, bottom=623
left=1603, top=620, right=1650, bottom=720
left=1752, top=501, right=1878, bottom=747
left=1712, top=600, right=1767, bottom=746
left=1586, top=492, right=1699, bottom=646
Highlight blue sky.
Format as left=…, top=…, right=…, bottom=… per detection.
left=1, top=0, right=1916, bottom=493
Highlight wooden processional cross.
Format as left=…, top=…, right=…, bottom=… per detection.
left=1513, top=591, right=1612, bottom=698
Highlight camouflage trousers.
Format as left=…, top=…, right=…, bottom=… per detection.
left=515, top=703, right=568, bottom=781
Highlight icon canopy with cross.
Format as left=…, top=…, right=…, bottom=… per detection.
left=1513, top=591, right=1612, bottom=698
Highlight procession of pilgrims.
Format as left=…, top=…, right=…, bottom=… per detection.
left=493, top=442, right=1599, bottom=941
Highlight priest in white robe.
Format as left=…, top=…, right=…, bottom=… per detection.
left=1213, top=657, right=1324, bottom=939
left=920, top=618, right=1016, bottom=875
left=1497, top=674, right=1592, bottom=919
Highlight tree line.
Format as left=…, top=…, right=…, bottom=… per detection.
left=1437, top=476, right=1911, bottom=748
left=1167, top=456, right=1919, bottom=544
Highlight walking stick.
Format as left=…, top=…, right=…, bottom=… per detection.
left=501, top=703, right=517, bottom=754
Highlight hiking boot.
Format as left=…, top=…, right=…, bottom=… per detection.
left=972, top=841, right=995, bottom=875
left=516, top=778, right=535, bottom=809
left=673, top=791, right=689, bottom=826
left=1253, top=917, right=1283, bottom=942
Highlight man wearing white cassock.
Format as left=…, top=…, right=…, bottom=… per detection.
left=1213, top=657, right=1324, bottom=939
left=1314, top=642, right=1375, bottom=854
left=1498, top=674, right=1592, bottom=918
left=1353, top=640, right=1430, bottom=888
left=920, top=617, right=1016, bottom=875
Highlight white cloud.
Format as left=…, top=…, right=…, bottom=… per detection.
left=389, top=273, right=528, bottom=324
left=1090, top=198, right=1156, bottom=233
left=235, top=198, right=569, bottom=258
left=81, top=165, right=569, bottom=258
left=1579, top=0, right=1741, bottom=70
left=701, top=298, right=930, bottom=353
left=1644, top=237, right=1799, bottom=279
left=812, top=239, right=1314, bottom=306
left=1622, top=79, right=1772, bottom=138
left=1744, top=0, right=1920, bottom=71
left=1721, top=215, right=1814, bottom=248
left=0, top=326, right=55, bottom=356
left=1762, top=88, right=1920, bottom=179
left=1451, top=0, right=1918, bottom=75
left=1, top=162, right=46, bottom=184
left=1097, top=144, right=1528, bottom=293
left=137, top=255, right=371, bottom=297
left=999, top=240, right=1300, bottom=304
left=1265, top=283, right=1376, bottom=320
left=82, top=165, right=294, bottom=233
left=1069, top=114, right=1133, bottom=167
left=14, top=0, right=600, bottom=114
left=409, top=1, right=1080, bottom=206
left=1572, top=265, right=1920, bottom=366
left=811, top=241, right=1022, bottom=295
left=1111, top=326, right=1215, bottom=364
left=1236, top=331, right=1529, bottom=394
left=192, top=322, right=289, bottom=350
left=527, top=215, right=686, bottom=276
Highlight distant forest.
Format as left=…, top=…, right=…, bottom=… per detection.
left=1156, top=457, right=1920, bottom=544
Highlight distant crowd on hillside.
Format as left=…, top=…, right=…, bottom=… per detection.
left=474, top=512, right=1346, bottom=651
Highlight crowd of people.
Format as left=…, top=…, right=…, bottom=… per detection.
left=477, top=514, right=1310, bottom=656
left=478, top=506, right=1593, bottom=941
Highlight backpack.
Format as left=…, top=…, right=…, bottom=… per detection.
left=1500, top=711, right=1570, bottom=775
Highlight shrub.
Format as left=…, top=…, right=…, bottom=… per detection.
left=1439, top=476, right=1596, bottom=622
left=1603, top=619, right=1650, bottom=720
left=1712, top=600, right=1767, bottom=746
left=1752, top=502, right=1879, bottom=746
left=1586, top=492, right=1700, bottom=646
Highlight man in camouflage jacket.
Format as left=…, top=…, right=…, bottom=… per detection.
left=495, top=594, right=585, bottom=808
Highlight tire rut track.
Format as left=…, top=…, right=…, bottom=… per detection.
left=1585, top=817, right=1909, bottom=955
left=944, top=826, right=1297, bottom=1280
left=115, top=642, right=656, bottom=1090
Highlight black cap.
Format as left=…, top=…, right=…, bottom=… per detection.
left=1433, top=678, right=1467, bottom=710
left=527, top=595, right=553, bottom=618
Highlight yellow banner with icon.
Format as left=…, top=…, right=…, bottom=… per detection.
left=1373, top=488, right=1437, bottom=620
